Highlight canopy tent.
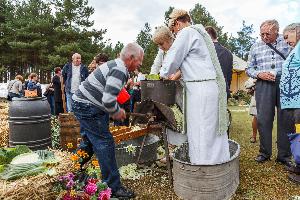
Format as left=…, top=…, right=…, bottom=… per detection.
left=230, top=54, right=249, bottom=93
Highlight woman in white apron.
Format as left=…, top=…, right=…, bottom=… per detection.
left=160, top=9, right=230, bottom=165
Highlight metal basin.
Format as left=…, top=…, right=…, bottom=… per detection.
left=172, top=140, right=240, bottom=200
left=115, top=134, right=160, bottom=167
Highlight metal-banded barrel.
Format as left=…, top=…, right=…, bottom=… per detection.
left=8, top=97, right=52, bottom=150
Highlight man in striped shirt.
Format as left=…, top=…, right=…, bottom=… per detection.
left=246, top=20, right=293, bottom=166
left=72, top=43, right=144, bottom=199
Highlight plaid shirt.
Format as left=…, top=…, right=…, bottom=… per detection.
left=246, top=35, right=290, bottom=78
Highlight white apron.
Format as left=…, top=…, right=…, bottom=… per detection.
left=186, top=80, right=230, bottom=165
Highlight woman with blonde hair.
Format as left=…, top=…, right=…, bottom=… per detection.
left=150, top=25, right=181, bottom=80
left=160, top=9, right=230, bottom=165
left=7, top=75, right=23, bottom=100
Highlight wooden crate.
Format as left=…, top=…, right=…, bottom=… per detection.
left=59, top=113, right=81, bottom=151
left=111, top=125, right=161, bottom=144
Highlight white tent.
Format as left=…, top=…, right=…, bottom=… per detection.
left=230, top=55, right=249, bottom=93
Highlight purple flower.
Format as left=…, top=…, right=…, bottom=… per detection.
left=68, top=173, right=75, bottom=180
left=85, top=182, right=98, bottom=196
left=66, top=180, right=75, bottom=189
left=98, top=188, right=112, bottom=200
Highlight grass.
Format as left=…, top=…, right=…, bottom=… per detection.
left=229, top=106, right=300, bottom=200
left=125, top=106, right=300, bottom=200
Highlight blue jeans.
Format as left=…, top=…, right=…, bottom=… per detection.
left=8, top=92, right=21, bottom=101
left=72, top=101, right=121, bottom=192
left=47, top=95, right=55, bottom=115
left=66, top=92, right=74, bottom=112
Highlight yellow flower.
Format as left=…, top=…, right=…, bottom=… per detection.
left=77, top=149, right=88, bottom=158
left=70, top=189, right=76, bottom=197
left=74, top=163, right=81, bottom=170
left=70, top=154, right=79, bottom=162
left=66, top=143, right=73, bottom=149
left=92, top=160, right=100, bottom=168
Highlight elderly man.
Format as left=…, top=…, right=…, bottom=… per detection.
left=205, top=26, right=233, bottom=99
left=62, top=53, right=89, bottom=112
left=246, top=19, right=293, bottom=165
left=72, top=43, right=144, bottom=199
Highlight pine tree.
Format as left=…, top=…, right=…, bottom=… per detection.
left=136, top=23, right=158, bottom=73
left=228, top=21, right=257, bottom=60
left=49, top=0, right=106, bottom=67
left=189, top=4, right=230, bottom=48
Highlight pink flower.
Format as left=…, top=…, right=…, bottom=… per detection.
left=85, top=182, right=97, bottom=196
left=98, top=188, right=112, bottom=200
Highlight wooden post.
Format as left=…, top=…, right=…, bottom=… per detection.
left=60, top=76, right=67, bottom=113
left=162, top=124, right=173, bottom=185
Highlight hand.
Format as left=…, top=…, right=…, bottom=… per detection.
left=112, top=109, right=126, bottom=121
left=168, top=74, right=176, bottom=80
left=257, top=72, right=275, bottom=81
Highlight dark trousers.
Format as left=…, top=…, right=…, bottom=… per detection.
left=54, top=101, right=64, bottom=116
left=294, top=109, right=300, bottom=126
left=255, top=78, right=293, bottom=159
left=72, top=101, right=121, bottom=192
left=47, top=95, right=55, bottom=115
left=8, top=92, right=21, bottom=101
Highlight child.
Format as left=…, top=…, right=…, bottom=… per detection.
left=245, top=78, right=258, bottom=143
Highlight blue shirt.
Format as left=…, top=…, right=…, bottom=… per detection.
left=246, top=36, right=290, bottom=78
left=280, top=42, right=300, bottom=109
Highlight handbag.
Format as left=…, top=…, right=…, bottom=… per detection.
left=25, top=89, right=38, bottom=97
left=289, top=133, right=300, bottom=164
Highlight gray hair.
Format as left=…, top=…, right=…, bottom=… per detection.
left=120, top=43, right=144, bottom=60
left=72, top=53, right=81, bottom=60
left=260, top=19, right=279, bottom=32
left=283, top=23, right=300, bottom=33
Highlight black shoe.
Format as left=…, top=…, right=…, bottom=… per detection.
left=285, top=165, right=300, bottom=174
left=255, top=155, right=270, bottom=163
left=275, top=158, right=293, bottom=168
left=288, top=173, right=300, bottom=184
left=112, top=186, right=136, bottom=199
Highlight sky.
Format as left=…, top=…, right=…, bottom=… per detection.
left=88, top=0, right=300, bottom=45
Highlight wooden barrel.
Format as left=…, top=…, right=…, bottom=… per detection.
left=59, top=113, right=81, bottom=151
left=8, top=97, right=52, bottom=150
left=172, top=140, right=240, bottom=200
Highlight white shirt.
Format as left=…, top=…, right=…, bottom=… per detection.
left=160, top=26, right=216, bottom=81
left=71, top=64, right=81, bottom=93
left=150, top=49, right=165, bottom=74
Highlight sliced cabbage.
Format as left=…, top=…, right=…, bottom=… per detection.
left=10, top=152, right=40, bottom=165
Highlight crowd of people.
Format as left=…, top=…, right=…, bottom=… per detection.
left=6, top=7, right=300, bottom=198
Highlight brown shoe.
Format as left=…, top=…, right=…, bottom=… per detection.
left=288, top=173, right=300, bottom=184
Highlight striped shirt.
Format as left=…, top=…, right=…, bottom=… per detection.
left=73, top=58, right=129, bottom=115
left=246, top=35, right=290, bottom=78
